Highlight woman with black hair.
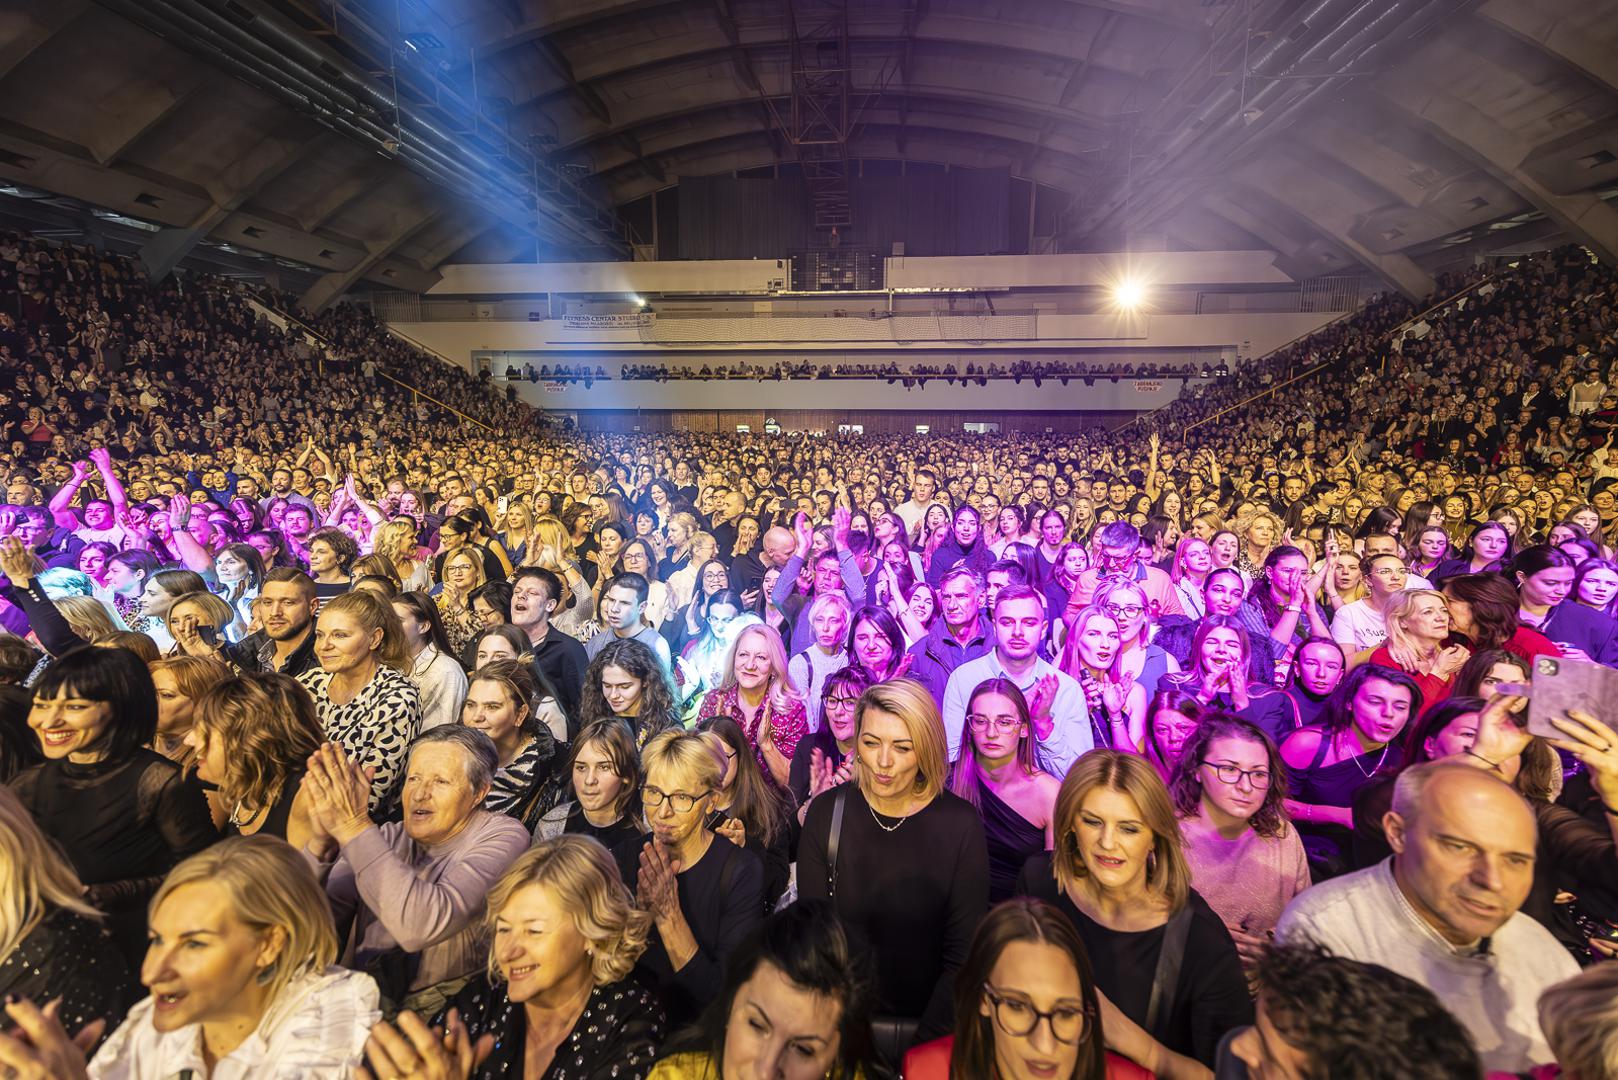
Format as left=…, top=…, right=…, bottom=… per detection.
left=925, top=505, right=993, bottom=589
left=10, top=647, right=217, bottom=964
left=905, top=899, right=1151, bottom=1080
left=1511, top=544, right=1618, bottom=666
left=650, top=899, right=880, bottom=1080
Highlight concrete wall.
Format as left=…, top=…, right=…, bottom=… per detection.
left=430, top=260, right=789, bottom=296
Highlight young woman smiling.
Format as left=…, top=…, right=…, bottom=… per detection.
left=1158, top=618, right=1299, bottom=745
left=1015, top=750, right=1251, bottom=1078
left=695, top=623, right=807, bottom=789
left=460, top=660, right=559, bottom=827
left=13, top=648, right=217, bottom=967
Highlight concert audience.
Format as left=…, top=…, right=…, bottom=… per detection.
left=3, top=230, right=1618, bottom=1075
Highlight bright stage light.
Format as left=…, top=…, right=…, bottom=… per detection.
left=1111, top=278, right=1147, bottom=310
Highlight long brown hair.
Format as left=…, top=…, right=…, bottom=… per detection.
left=949, top=679, right=1044, bottom=813
left=1169, top=714, right=1291, bottom=839
left=1051, top=750, right=1190, bottom=912
left=949, top=899, right=1106, bottom=1080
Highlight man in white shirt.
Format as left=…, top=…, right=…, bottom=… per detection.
left=941, top=584, right=1091, bottom=776
left=894, top=469, right=940, bottom=540
left=1330, top=553, right=1408, bottom=652
left=1276, top=763, right=1578, bottom=1073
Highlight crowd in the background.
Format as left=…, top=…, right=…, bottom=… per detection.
left=0, top=229, right=1617, bottom=1078
left=614, top=357, right=1211, bottom=382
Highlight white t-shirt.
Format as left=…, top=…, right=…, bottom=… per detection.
left=1330, top=598, right=1389, bottom=651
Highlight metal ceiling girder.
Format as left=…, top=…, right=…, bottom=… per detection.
left=298, top=206, right=443, bottom=310
left=1372, top=82, right=1618, bottom=265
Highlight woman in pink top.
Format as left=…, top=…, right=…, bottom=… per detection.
left=1170, top=715, right=1309, bottom=981
left=694, top=622, right=807, bottom=789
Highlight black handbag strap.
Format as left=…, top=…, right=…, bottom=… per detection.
left=826, top=787, right=848, bottom=898
left=1145, top=904, right=1194, bottom=1041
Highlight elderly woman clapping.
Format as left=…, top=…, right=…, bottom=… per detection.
left=303, top=727, right=530, bottom=1015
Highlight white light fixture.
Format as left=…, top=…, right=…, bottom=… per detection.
left=1111, top=278, right=1147, bottom=310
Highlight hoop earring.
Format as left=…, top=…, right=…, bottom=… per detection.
left=1146, top=850, right=1158, bottom=877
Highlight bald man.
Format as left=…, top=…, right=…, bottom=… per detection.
left=1277, top=762, right=1578, bottom=1073
left=730, top=524, right=797, bottom=603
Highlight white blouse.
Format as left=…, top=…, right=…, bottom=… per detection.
left=89, top=967, right=379, bottom=1079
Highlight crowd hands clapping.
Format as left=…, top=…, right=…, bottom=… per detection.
left=4, top=230, right=1618, bottom=1077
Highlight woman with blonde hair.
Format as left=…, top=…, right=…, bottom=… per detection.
left=186, top=673, right=324, bottom=851
left=615, top=728, right=765, bottom=1028
left=295, top=589, right=421, bottom=813
left=526, top=515, right=594, bottom=637
left=1016, top=749, right=1251, bottom=1076
left=84, top=835, right=380, bottom=1077
left=799, top=678, right=989, bottom=1044
left=0, top=786, right=136, bottom=1039
left=1059, top=606, right=1148, bottom=752
left=364, top=835, right=666, bottom=1079
left=163, top=590, right=237, bottom=660
left=1360, top=588, right=1470, bottom=706
left=147, top=654, right=231, bottom=768
left=434, top=547, right=487, bottom=659
left=695, top=622, right=808, bottom=788
left=372, top=518, right=430, bottom=593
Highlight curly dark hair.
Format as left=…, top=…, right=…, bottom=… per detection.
left=578, top=638, right=680, bottom=743
left=1251, top=942, right=1480, bottom=1079
left=1169, top=714, right=1291, bottom=838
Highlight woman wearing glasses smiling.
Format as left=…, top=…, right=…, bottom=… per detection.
left=1169, top=716, right=1308, bottom=983
left=615, top=729, right=764, bottom=1030
left=904, top=899, right=1152, bottom=1079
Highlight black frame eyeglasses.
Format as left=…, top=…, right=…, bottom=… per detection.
left=1199, top=761, right=1273, bottom=789
left=641, top=787, right=710, bottom=813
left=982, top=984, right=1090, bottom=1044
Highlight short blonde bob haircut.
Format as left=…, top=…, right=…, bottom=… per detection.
left=166, top=590, right=237, bottom=634
left=318, top=590, right=411, bottom=673
left=1538, top=963, right=1618, bottom=1080
left=1051, top=749, right=1191, bottom=913
left=0, top=787, right=99, bottom=962
left=484, top=836, right=652, bottom=986
left=55, top=597, right=124, bottom=643
left=855, top=677, right=948, bottom=804
left=1383, top=589, right=1450, bottom=657
left=150, top=835, right=337, bottom=1005
left=641, top=728, right=725, bottom=796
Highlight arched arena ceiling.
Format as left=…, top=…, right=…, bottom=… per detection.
left=1, top=0, right=1617, bottom=298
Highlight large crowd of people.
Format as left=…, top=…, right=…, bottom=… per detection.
left=0, top=226, right=1616, bottom=1078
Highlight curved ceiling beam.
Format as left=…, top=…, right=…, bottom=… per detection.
left=1473, top=0, right=1618, bottom=95
left=552, top=84, right=1115, bottom=156
left=1233, top=179, right=1435, bottom=299
left=508, top=15, right=1159, bottom=114
left=1372, top=79, right=1618, bottom=264
left=586, top=111, right=1097, bottom=188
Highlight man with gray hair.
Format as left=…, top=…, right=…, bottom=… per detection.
left=1063, top=519, right=1183, bottom=625
left=1275, top=762, right=1578, bottom=1073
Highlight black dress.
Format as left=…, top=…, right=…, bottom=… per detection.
left=1015, top=854, right=1252, bottom=1067
left=978, top=780, right=1045, bottom=903
left=0, top=909, right=139, bottom=1039
left=436, top=971, right=665, bottom=1079
left=797, top=785, right=989, bottom=1041
left=223, top=768, right=305, bottom=841
left=612, top=833, right=763, bottom=1028
left=1290, top=733, right=1401, bottom=877
left=10, top=749, right=218, bottom=965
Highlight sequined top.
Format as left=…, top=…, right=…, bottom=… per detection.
left=438, top=972, right=666, bottom=1079
left=0, top=908, right=138, bottom=1039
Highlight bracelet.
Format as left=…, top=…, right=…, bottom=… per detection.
left=1285, top=605, right=1303, bottom=613
left=1465, top=749, right=1500, bottom=770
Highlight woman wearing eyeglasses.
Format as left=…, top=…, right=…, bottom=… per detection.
left=1091, top=578, right=1178, bottom=699
left=1169, top=716, right=1307, bottom=981
left=789, top=665, right=869, bottom=812
left=904, top=899, right=1152, bottom=1079
left=950, top=679, right=1060, bottom=903
left=614, top=729, right=763, bottom=1029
